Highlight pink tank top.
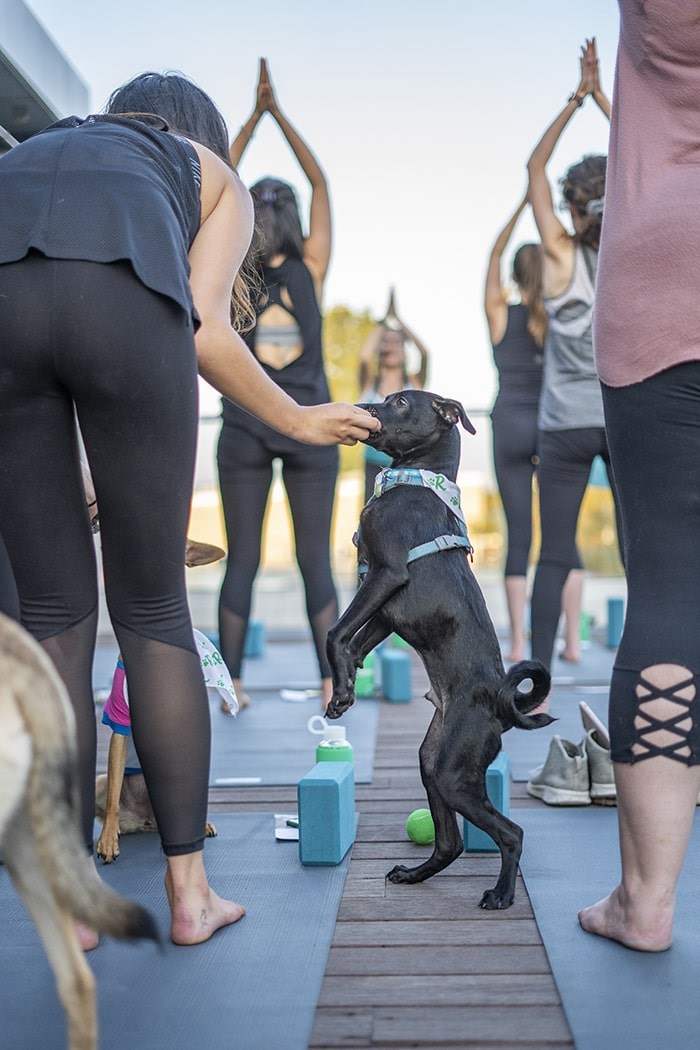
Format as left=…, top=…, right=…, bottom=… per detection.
left=594, top=0, right=700, bottom=387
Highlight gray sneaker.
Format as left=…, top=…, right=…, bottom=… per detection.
left=586, top=728, right=617, bottom=805
left=526, top=735, right=591, bottom=806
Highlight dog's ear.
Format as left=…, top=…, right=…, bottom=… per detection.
left=431, top=397, right=476, bottom=435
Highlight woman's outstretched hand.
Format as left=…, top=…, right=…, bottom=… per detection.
left=290, top=403, right=381, bottom=446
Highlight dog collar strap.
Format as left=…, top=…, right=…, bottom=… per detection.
left=373, top=468, right=466, bottom=525
left=407, top=533, right=473, bottom=563
left=357, top=531, right=473, bottom=577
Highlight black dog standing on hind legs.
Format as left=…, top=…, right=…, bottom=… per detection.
left=325, top=390, right=553, bottom=910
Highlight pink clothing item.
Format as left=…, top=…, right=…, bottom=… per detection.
left=595, top=1, right=700, bottom=387
left=102, top=658, right=130, bottom=734
left=101, top=630, right=237, bottom=737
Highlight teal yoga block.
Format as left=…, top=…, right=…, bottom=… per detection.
left=298, top=762, right=356, bottom=865
left=463, top=751, right=510, bottom=853
left=380, top=647, right=412, bottom=702
left=243, top=619, right=266, bottom=658
left=607, top=597, right=625, bottom=648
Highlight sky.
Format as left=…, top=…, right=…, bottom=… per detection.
left=23, top=0, right=621, bottom=482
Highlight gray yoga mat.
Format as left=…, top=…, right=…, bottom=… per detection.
left=93, top=637, right=327, bottom=695
left=93, top=637, right=379, bottom=786
left=210, top=692, right=379, bottom=786
left=519, top=807, right=700, bottom=1050
left=0, top=812, right=350, bottom=1050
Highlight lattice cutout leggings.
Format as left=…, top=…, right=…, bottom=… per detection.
left=602, top=362, right=700, bottom=765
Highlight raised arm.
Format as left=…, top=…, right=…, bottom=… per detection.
left=586, top=37, right=612, bottom=119
left=484, top=193, right=528, bottom=345
left=228, top=59, right=267, bottom=169
left=260, top=60, right=332, bottom=289
left=358, top=324, right=384, bottom=393
left=527, top=38, right=610, bottom=265
left=190, top=145, right=376, bottom=446
left=387, top=289, right=429, bottom=387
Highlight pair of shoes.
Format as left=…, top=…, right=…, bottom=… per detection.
left=526, top=736, right=592, bottom=805
left=579, top=701, right=616, bottom=805
left=526, top=704, right=617, bottom=806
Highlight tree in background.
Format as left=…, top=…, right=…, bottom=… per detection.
left=323, top=305, right=375, bottom=475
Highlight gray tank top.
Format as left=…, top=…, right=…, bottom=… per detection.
left=538, top=245, right=605, bottom=430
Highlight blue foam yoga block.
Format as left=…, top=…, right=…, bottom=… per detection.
left=606, top=597, right=625, bottom=648
left=243, top=619, right=266, bottom=658
left=463, top=751, right=511, bottom=853
left=298, top=762, right=356, bottom=866
left=380, top=647, right=412, bottom=702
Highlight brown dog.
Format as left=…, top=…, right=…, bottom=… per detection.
left=0, top=613, right=158, bottom=1050
left=95, top=539, right=224, bottom=864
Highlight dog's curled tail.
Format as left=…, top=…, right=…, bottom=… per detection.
left=497, top=660, right=555, bottom=730
left=1, top=614, right=160, bottom=946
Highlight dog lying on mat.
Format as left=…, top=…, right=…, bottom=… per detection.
left=326, top=391, right=553, bottom=909
left=95, top=540, right=236, bottom=863
left=0, top=613, right=158, bottom=1050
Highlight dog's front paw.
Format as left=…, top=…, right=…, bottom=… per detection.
left=96, top=829, right=120, bottom=864
left=386, top=864, right=419, bottom=884
left=205, top=822, right=217, bottom=838
left=326, top=693, right=353, bottom=719
left=479, top=888, right=514, bottom=910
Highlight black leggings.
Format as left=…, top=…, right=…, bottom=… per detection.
left=492, top=405, right=583, bottom=578
left=492, top=404, right=540, bottom=577
left=530, top=426, right=622, bottom=669
left=602, top=362, right=700, bottom=765
left=0, top=255, right=210, bottom=855
left=0, top=532, right=20, bottom=620
left=217, top=423, right=339, bottom=680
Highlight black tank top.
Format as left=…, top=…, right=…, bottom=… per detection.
left=222, top=256, right=331, bottom=441
left=0, top=114, right=201, bottom=327
left=491, top=303, right=544, bottom=412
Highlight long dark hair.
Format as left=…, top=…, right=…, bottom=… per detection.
left=512, top=243, right=547, bottom=348
left=560, top=154, right=607, bottom=251
left=105, top=71, right=257, bottom=330
left=250, top=177, right=305, bottom=265
left=106, top=71, right=230, bottom=159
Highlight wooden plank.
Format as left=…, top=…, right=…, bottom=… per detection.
left=332, top=919, right=543, bottom=947
left=308, top=1008, right=374, bottom=1048
left=371, top=1005, right=572, bottom=1045
left=343, top=857, right=504, bottom=877
left=324, top=944, right=551, bottom=976
left=337, top=893, right=533, bottom=921
left=318, top=973, right=561, bottom=1008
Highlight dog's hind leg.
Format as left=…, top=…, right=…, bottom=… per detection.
left=387, top=711, right=464, bottom=884
left=441, top=775, right=523, bottom=910
left=5, top=826, right=97, bottom=1050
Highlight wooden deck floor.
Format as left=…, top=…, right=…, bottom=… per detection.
left=204, top=654, right=575, bottom=1050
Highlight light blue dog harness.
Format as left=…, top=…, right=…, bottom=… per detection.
left=356, top=467, right=474, bottom=576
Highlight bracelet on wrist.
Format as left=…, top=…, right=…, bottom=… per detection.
left=567, top=92, right=585, bottom=108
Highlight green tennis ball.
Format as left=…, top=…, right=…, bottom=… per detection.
left=406, top=808, right=435, bottom=845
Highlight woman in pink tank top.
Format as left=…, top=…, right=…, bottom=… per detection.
left=579, top=0, right=700, bottom=952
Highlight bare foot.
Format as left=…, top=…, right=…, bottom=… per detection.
left=559, top=649, right=581, bottom=663
left=506, top=650, right=526, bottom=664
left=578, top=886, right=673, bottom=952
left=165, top=864, right=245, bottom=946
